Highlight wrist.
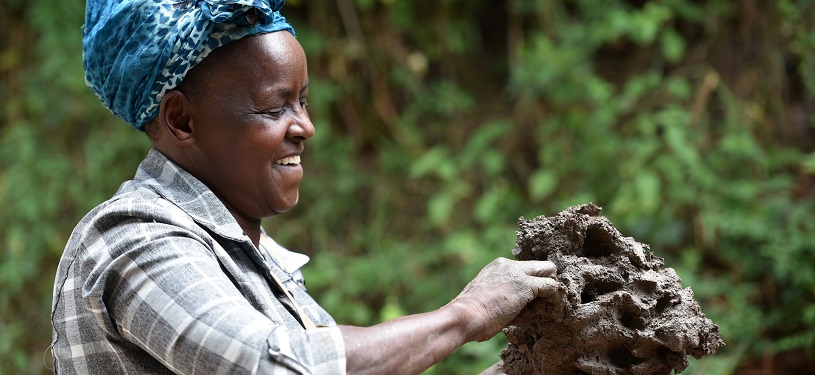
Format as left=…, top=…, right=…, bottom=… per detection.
left=442, top=299, right=482, bottom=344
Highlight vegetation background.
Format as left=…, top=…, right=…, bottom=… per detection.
left=1, top=0, right=814, bottom=373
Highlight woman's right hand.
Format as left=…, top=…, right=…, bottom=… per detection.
left=447, top=257, right=559, bottom=342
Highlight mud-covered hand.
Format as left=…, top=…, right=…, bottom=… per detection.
left=449, top=257, right=559, bottom=342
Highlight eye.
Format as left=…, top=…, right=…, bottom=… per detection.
left=299, top=100, right=308, bottom=109
left=263, top=108, right=284, bottom=119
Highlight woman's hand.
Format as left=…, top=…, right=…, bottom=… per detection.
left=447, top=257, right=559, bottom=342
left=340, top=257, right=558, bottom=375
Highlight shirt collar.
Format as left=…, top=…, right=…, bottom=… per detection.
left=129, top=148, right=248, bottom=242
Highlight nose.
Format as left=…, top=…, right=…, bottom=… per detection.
left=287, top=110, right=315, bottom=142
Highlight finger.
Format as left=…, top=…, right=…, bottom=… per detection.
left=516, top=260, right=557, bottom=278
left=479, top=361, right=506, bottom=375
left=528, top=276, right=560, bottom=298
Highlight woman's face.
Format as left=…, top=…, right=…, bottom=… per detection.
left=183, top=31, right=313, bottom=221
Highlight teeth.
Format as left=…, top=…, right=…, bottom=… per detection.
left=275, top=155, right=301, bottom=165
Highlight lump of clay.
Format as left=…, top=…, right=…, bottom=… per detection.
left=500, top=203, right=724, bottom=375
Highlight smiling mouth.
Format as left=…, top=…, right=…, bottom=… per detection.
left=274, top=155, right=301, bottom=165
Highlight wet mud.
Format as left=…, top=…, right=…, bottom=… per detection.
left=500, top=203, right=724, bottom=375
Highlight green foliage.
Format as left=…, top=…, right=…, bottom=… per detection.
left=1, top=0, right=149, bottom=373
left=2, top=0, right=814, bottom=374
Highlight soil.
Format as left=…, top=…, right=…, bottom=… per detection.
left=500, top=203, right=724, bottom=375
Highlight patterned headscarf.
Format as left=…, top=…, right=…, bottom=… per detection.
left=83, top=0, right=295, bottom=131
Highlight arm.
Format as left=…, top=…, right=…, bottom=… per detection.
left=341, top=258, right=558, bottom=375
left=339, top=305, right=467, bottom=375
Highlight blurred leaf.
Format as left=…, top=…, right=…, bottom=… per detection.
left=660, top=29, right=686, bottom=63
left=4, top=1, right=815, bottom=374
left=529, top=170, right=558, bottom=201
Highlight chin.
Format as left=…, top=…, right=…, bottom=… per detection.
left=273, top=193, right=300, bottom=214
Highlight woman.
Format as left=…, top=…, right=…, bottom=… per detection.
left=51, top=1, right=558, bottom=373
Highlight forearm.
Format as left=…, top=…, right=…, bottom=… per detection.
left=339, top=258, right=558, bottom=374
left=340, top=302, right=474, bottom=375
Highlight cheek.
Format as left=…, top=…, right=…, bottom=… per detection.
left=244, top=120, right=287, bottom=145
left=215, top=125, right=276, bottom=159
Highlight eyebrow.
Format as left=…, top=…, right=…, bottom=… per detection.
left=276, top=82, right=309, bottom=98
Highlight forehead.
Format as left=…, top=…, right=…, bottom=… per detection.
left=240, top=31, right=305, bottom=69
left=184, top=31, right=306, bottom=94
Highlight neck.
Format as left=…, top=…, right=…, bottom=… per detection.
left=229, top=209, right=262, bottom=248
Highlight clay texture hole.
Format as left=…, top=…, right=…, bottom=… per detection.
left=580, top=225, right=615, bottom=258
left=608, top=346, right=643, bottom=368
left=655, top=295, right=673, bottom=313
left=634, top=279, right=657, bottom=293
left=580, top=279, right=622, bottom=304
left=656, top=346, right=672, bottom=360
left=620, top=311, right=646, bottom=331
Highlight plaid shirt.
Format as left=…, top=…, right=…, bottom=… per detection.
left=51, top=149, right=345, bottom=374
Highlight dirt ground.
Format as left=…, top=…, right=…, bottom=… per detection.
left=500, top=203, right=724, bottom=375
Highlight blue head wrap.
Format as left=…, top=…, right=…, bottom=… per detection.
left=83, top=0, right=295, bottom=130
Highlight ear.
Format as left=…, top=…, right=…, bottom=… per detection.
left=158, top=90, right=196, bottom=145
